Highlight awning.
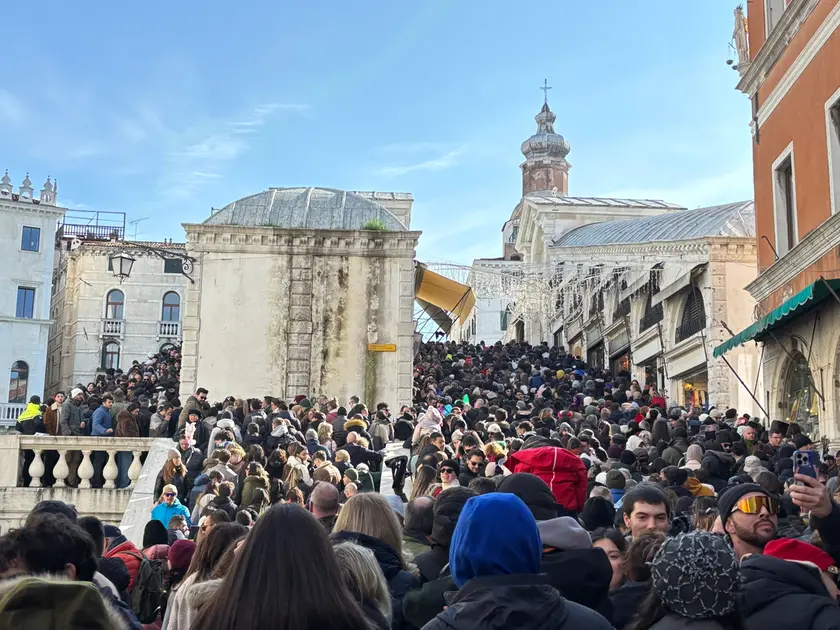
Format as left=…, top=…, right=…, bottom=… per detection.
left=713, top=279, right=840, bottom=357
left=415, top=298, right=453, bottom=334
left=414, top=263, right=475, bottom=324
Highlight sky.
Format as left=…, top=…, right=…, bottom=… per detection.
left=0, top=2, right=753, bottom=266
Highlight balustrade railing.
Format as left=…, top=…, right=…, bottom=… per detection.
left=158, top=320, right=181, bottom=339
left=0, top=403, right=26, bottom=427
left=101, top=319, right=124, bottom=337
left=18, top=436, right=156, bottom=489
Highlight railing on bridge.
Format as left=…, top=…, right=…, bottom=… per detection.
left=0, top=403, right=25, bottom=427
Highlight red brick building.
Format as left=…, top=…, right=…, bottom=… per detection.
left=715, top=0, right=840, bottom=442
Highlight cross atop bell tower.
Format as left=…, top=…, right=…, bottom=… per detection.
left=519, top=81, right=571, bottom=196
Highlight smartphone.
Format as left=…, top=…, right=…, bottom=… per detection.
left=793, top=450, right=820, bottom=483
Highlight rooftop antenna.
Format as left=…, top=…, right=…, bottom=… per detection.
left=129, top=217, right=148, bottom=240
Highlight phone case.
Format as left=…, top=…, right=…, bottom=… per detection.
left=793, top=450, right=820, bottom=479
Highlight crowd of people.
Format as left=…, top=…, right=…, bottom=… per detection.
left=5, top=339, right=840, bottom=629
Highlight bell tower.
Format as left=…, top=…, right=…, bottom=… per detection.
left=520, top=81, right=571, bottom=196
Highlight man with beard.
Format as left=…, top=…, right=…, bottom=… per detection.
left=719, top=483, right=779, bottom=559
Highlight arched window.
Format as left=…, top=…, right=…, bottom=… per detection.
left=676, top=286, right=706, bottom=343
left=783, top=349, right=817, bottom=436
left=105, top=289, right=124, bottom=320
left=102, top=341, right=120, bottom=370
left=639, top=293, right=664, bottom=333
left=161, top=292, right=181, bottom=321
left=8, top=361, right=28, bottom=404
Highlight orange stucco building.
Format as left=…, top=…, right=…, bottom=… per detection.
left=717, top=0, right=840, bottom=442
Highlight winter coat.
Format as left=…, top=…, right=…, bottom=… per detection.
left=507, top=447, right=587, bottom=512
left=91, top=405, right=114, bottom=436
left=610, top=580, right=651, bottom=630
left=701, top=451, right=735, bottom=492
left=241, top=474, right=270, bottom=507
left=421, top=574, right=614, bottom=630
left=154, top=471, right=188, bottom=504
left=104, top=538, right=142, bottom=592
left=176, top=445, right=205, bottom=487
left=115, top=410, right=140, bottom=438
left=59, top=399, right=85, bottom=436
left=402, top=530, right=431, bottom=560
left=208, top=495, right=238, bottom=520
left=0, top=574, right=138, bottom=630
left=811, top=502, right=840, bottom=565
left=150, top=499, right=191, bottom=528
left=740, top=554, right=840, bottom=630
left=540, top=547, right=613, bottom=622
left=331, top=531, right=418, bottom=630
left=649, top=616, right=730, bottom=630
left=415, top=545, right=449, bottom=584
left=313, top=461, right=341, bottom=486
left=43, top=404, right=60, bottom=435
left=343, top=442, right=384, bottom=469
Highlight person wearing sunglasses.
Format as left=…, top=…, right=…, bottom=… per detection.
left=151, top=483, right=192, bottom=529
left=432, top=459, right=461, bottom=498
left=719, top=483, right=779, bottom=559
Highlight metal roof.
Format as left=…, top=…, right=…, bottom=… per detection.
left=204, top=187, right=408, bottom=231
left=526, top=193, right=684, bottom=209
left=552, top=200, right=755, bottom=247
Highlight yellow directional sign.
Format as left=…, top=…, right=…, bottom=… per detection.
left=368, top=344, right=397, bottom=352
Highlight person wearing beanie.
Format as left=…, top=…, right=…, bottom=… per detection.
left=718, top=483, right=779, bottom=559
left=164, top=539, right=197, bottom=616
left=497, top=473, right=614, bottom=619
left=423, top=493, right=613, bottom=630
left=741, top=537, right=840, bottom=629
left=403, top=487, right=477, bottom=628
left=431, top=459, right=461, bottom=497
left=580, top=496, right=617, bottom=532
left=605, top=470, right=626, bottom=508
left=633, top=531, right=742, bottom=629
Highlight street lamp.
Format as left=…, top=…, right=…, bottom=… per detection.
left=109, top=251, right=136, bottom=283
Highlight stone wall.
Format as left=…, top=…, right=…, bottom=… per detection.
left=180, top=226, right=419, bottom=407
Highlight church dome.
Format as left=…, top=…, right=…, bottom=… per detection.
left=204, top=187, right=407, bottom=231
left=520, top=102, right=570, bottom=160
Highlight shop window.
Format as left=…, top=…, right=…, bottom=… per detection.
left=161, top=291, right=180, bottom=321
left=589, top=291, right=604, bottom=317
left=102, top=341, right=120, bottom=370
left=500, top=309, right=509, bottom=331
left=105, top=289, right=124, bottom=320
left=8, top=361, right=28, bottom=404
left=676, top=287, right=706, bottom=343
left=639, top=293, right=664, bottom=333
left=773, top=152, right=796, bottom=256
left=783, top=350, right=818, bottom=437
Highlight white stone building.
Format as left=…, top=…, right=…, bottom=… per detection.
left=47, top=221, right=190, bottom=395
left=180, top=187, right=420, bottom=405
left=0, top=171, right=65, bottom=420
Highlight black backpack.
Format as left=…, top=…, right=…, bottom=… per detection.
left=127, top=551, right=164, bottom=623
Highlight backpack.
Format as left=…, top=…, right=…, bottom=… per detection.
left=127, top=551, right=164, bottom=623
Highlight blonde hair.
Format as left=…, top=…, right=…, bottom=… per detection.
left=283, top=465, right=303, bottom=489
left=317, top=423, right=333, bottom=444
left=334, top=450, right=351, bottom=464
left=484, top=441, right=507, bottom=459
left=227, top=443, right=245, bottom=458
left=333, top=542, right=392, bottom=621
left=162, top=483, right=178, bottom=496
left=333, top=494, right=414, bottom=572
left=356, top=436, right=370, bottom=449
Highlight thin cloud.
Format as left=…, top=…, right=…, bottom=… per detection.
left=0, top=89, right=24, bottom=123
left=378, top=145, right=466, bottom=177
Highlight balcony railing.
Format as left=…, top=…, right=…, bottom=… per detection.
left=101, top=318, right=124, bottom=338
left=158, top=320, right=181, bottom=340
left=0, top=403, right=26, bottom=427
left=18, top=436, right=156, bottom=489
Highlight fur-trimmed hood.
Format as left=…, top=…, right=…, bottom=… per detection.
left=185, top=577, right=223, bottom=610
left=0, top=574, right=131, bottom=630
left=344, top=418, right=369, bottom=431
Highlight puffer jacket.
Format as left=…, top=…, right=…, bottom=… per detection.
left=104, top=538, right=142, bottom=591
left=506, top=447, right=587, bottom=512
left=740, top=554, right=840, bottom=630
left=241, top=474, right=270, bottom=507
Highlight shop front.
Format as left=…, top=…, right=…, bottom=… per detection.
left=587, top=342, right=605, bottom=370
left=632, top=325, right=663, bottom=390
left=665, top=333, right=710, bottom=410
left=680, top=368, right=710, bottom=410
left=611, top=351, right=631, bottom=375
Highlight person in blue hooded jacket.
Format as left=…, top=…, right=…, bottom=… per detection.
left=421, top=493, right=614, bottom=630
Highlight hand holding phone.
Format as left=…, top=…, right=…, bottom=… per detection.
left=793, top=449, right=820, bottom=484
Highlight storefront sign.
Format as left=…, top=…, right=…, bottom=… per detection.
left=368, top=344, right=397, bottom=352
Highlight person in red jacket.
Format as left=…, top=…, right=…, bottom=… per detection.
left=103, top=524, right=143, bottom=591
left=507, top=445, right=587, bottom=513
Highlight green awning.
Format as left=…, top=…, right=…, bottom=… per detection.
left=713, top=279, right=840, bottom=358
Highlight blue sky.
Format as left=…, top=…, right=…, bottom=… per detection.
left=1, top=2, right=752, bottom=265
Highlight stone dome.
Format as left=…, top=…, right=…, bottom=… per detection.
left=521, top=102, right=570, bottom=160
left=204, top=187, right=407, bottom=231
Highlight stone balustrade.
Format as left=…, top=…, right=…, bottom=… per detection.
left=19, top=436, right=155, bottom=489
left=0, top=434, right=168, bottom=535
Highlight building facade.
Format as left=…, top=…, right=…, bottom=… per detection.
left=714, top=0, right=840, bottom=440
left=180, top=187, right=419, bottom=406
left=0, top=171, right=65, bottom=419
left=47, top=225, right=189, bottom=395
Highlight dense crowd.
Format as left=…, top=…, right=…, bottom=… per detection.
left=5, top=339, right=840, bottom=630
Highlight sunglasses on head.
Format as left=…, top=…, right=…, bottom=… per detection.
left=164, top=492, right=176, bottom=498
left=440, top=468, right=455, bottom=474
left=735, top=495, right=780, bottom=516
